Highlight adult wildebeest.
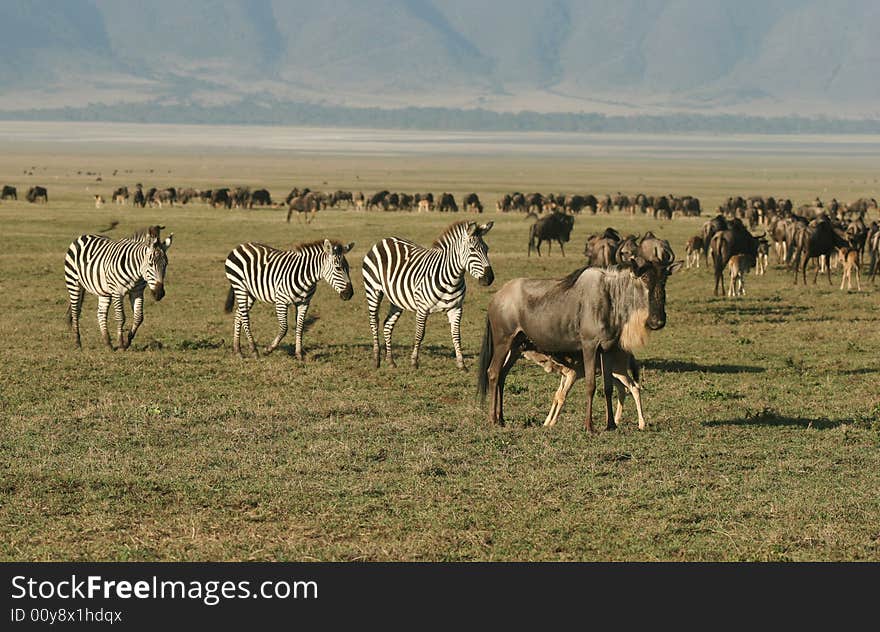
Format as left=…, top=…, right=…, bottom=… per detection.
left=710, top=219, right=764, bottom=296
left=528, top=212, right=574, bottom=257
left=368, top=190, right=389, bottom=211
left=286, top=193, right=320, bottom=223
left=249, top=189, right=272, bottom=208
left=477, top=258, right=682, bottom=430
left=26, top=186, right=48, bottom=203
left=583, top=228, right=621, bottom=267
left=112, top=186, right=129, bottom=204
left=156, top=188, right=177, bottom=207
left=132, top=185, right=146, bottom=208
left=867, top=226, right=880, bottom=283
left=211, top=188, right=232, bottom=209
left=463, top=193, right=483, bottom=213
left=788, top=216, right=849, bottom=285
left=1, top=185, right=17, bottom=200
left=438, top=193, right=458, bottom=213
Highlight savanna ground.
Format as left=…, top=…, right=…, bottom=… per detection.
left=1, top=136, right=879, bottom=561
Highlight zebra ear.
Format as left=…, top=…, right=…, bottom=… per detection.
left=466, top=222, right=479, bottom=236
left=323, top=239, right=333, bottom=254
left=343, top=242, right=355, bottom=253
left=162, top=233, right=174, bottom=250
left=479, top=221, right=494, bottom=235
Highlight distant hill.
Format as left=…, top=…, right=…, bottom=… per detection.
left=0, top=0, right=878, bottom=121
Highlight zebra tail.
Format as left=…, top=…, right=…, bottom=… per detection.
left=224, top=286, right=235, bottom=313
left=476, top=315, right=493, bottom=405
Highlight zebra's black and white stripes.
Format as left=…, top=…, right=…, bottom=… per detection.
left=362, top=220, right=494, bottom=370
left=64, top=225, right=173, bottom=349
left=224, top=239, right=354, bottom=358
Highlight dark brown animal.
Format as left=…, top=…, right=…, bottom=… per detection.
left=529, top=212, right=574, bottom=256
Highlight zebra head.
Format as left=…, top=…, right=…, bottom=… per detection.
left=322, top=239, right=354, bottom=300
left=463, top=222, right=495, bottom=286
left=141, top=234, right=173, bottom=301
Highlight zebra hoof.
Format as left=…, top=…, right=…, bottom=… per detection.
left=264, top=346, right=275, bottom=355
left=457, top=363, right=468, bottom=372
left=410, top=358, right=419, bottom=369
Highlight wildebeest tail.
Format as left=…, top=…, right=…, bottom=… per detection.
left=476, top=315, right=493, bottom=404
left=224, top=286, right=235, bottom=313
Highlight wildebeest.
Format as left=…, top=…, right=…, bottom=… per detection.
left=685, top=236, right=704, bottom=268
left=637, top=232, right=675, bottom=265
left=249, top=189, right=272, bottom=208
left=132, top=185, right=146, bottom=208
left=788, top=216, right=849, bottom=285
left=26, top=186, right=48, bottom=203
left=837, top=247, right=861, bottom=291
left=156, top=188, right=177, bottom=207
left=286, top=193, right=320, bottom=223
left=437, top=193, right=458, bottom=213
left=464, top=193, right=483, bottom=213
left=354, top=191, right=366, bottom=211
left=94, top=195, right=105, bottom=209
left=211, top=188, right=232, bottom=209
left=477, top=258, right=682, bottom=430
left=368, top=190, right=389, bottom=211
left=112, top=186, right=129, bottom=204
left=867, top=226, right=880, bottom=283
left=1, top=185, right=17, bottom=200
left=528, top=212, right=574, bottom=257
left=710, top=219, right=763, bottom=296
left=522, top=347, right=646, bottom=429
left=583, top=228, right=621, bottom=267
left=727, top=254, right=754, bottom=297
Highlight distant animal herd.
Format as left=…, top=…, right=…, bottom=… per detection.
left=4, top=177, right=878, bottom=430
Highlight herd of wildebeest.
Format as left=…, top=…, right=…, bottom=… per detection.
left=5, top=177, right=879, bottom=430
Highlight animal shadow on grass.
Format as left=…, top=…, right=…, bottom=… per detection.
left=837, top=367, right=880, bottom=375
left=643, top=359, right=765, bottom=374
left=703, top=408, right=845, bottom=430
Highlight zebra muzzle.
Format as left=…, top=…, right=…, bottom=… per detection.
left=340, top=284, right=354, bottom=301
left=479, top=267, right=495, bottom=286
left=152, top=283, right=166, bottom=301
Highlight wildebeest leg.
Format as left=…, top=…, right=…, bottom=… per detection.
left=826, top=256, right=832, bottom=285
left=383, top=304, right=403, bottom=368
left=410, top=309, right=429, bottom=368
left=487, top=335, right=517, bottom=426
left=558, top=239, right=565, bottom=257
left=601, top=352, right=616, bottom=430
left=124, top=290, right=144, bottom=349
left=266, top=302, right=290, bottom=356
left=446, top=307, right=466, bottom=371
left=97, top=295, right=113, bottom=350
left=545, top=368, right=579, bottom=427
left=612, top=370, right=646, bottom=430
left=112, top=295, right=126, bottom=350
left=581, top=343, right=599, bottom=432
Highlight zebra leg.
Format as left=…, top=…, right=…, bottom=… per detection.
left=410, top=309, right=430, bottom=368
left=365, top=287, right=384, bottom=367
left=446, top=307, right=466, bottom=371
left=67, top=285, right=84, bottom=349
left=237, top=293, right=258, bottom=357
left=383, top=304, right=404, bottom=368
left=266, top=302, right=290, bottom=355
left=293, top=303, right=309, bottom=360
left=97, top=295, right=113, bottom=350
left=112, top=295, right=126, bottom=350
left=125, top=291, right=144, bottom=349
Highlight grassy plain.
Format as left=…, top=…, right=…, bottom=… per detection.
left=1, top=142, right=879, bottom=561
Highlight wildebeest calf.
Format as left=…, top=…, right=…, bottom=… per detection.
left=727, top=253, right=754, bottom=297
left=838, top=247, right=861, bottom=291
left=685, top=235, right=704, bottom=268
left=523, top=347, right=646, bottom=429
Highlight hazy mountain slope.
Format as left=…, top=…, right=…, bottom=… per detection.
left=0, top=0, right=878, bottom=117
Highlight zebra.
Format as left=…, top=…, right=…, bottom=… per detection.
left=64, top=225, right=173, bottom=350
left=223, top=239, right=355, bottom=358
left=362, top=220, right=494, bottom=371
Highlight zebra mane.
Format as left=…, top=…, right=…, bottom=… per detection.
left=432, top=221, right=470, bottom=248
left=292, top=239, right=343, bottom=254
left=128, top=225, right=164, bottom=243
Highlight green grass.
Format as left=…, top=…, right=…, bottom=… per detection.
left=1, top=147, right=879, bottom=561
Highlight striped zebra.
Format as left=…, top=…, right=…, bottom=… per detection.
left=223, top=239, right=355, bottom=358
left=64, top=225, right=173, bottom=349
left=362, top=220, right=494, bottom=370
